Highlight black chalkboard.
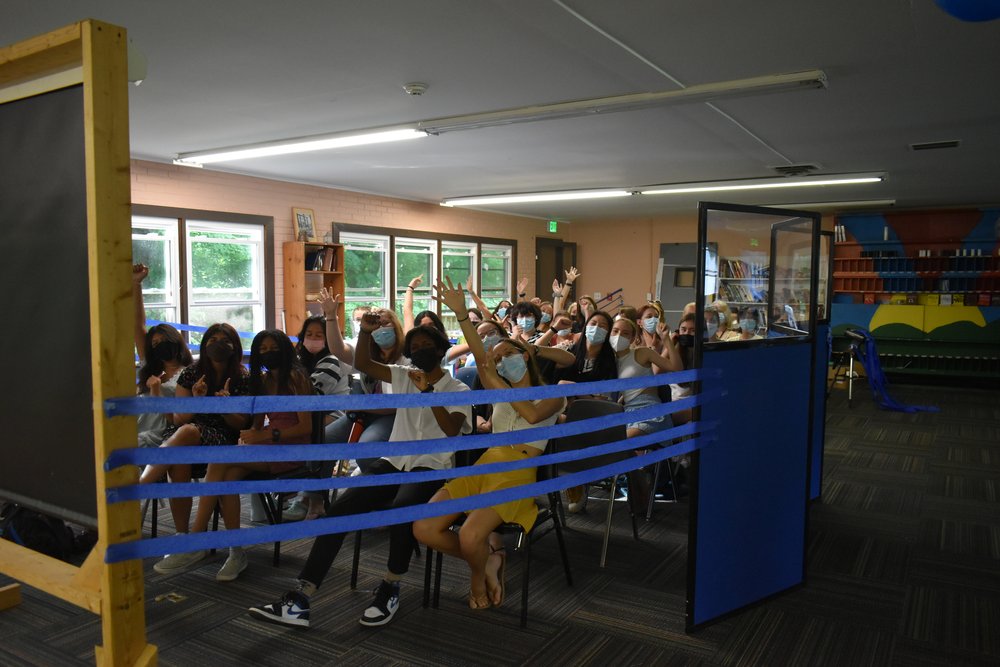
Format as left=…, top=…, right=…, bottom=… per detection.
left=0, top=84, right=96, bottom=526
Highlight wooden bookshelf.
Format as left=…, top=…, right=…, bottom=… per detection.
left=283, top=241, right=345, bottom=336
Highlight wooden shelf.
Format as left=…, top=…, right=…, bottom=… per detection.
left=283, top=241, right=345, bottom=336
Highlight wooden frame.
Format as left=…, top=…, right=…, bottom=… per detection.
left=292, top=206, right=317, bottom=242
left=0, top=21, right=155, bottom=666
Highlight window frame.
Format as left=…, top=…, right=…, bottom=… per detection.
left=131, top=204, right=275, bottom=341
left=334, top=223, right=517, bottom=324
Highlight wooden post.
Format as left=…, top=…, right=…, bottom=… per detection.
left=81, top=20, right=156, bottom=667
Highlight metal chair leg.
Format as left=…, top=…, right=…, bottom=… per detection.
left=600, top=474, right=618, bottom=568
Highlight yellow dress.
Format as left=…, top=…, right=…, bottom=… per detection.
left=443, top=399, right=564, bottom=531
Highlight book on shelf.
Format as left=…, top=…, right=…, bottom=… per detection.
left=951, top=294, right=964, bottom=306
left=312, top=249, right=326, bottom=271
left=863, top=293, right=875, bottom=305
left=321, top=248, right=334, bottom=271
left=939, top=294, right=952, bottom=305
left=978, top=293, right=991, bottom=307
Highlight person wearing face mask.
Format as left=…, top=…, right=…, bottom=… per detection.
left=316, top=289, right=406, bottom=475
left=537, top=301, right=554, bottom=333
left=712, top=300, right=742, bottom=342
left=153, top=330, right=314, bottom=580
left=736, top=307, right=763, bottom=341
left=704, top=305, right=725, bottom=342
left=669, top=314, right=698, bottom=411
left=555, top=311, right=618, bottom=389
left=571, top=295, right=599, bottom=334
left=132, top=264, right=194, bottom=447
left=635, top=302, right=667, bottom=354
left=414, top=279, right=567, bottom=610
left=509, top=301, right=544, bottom=344
left=249, top=315, right=471, bottom=630
left=283, top=314, right=353, bottom=521
left=139, top=322, right=251, bottom=560
left=491, top=299, right=513, bottom=326
left=537, top=310, right=579, bottom=351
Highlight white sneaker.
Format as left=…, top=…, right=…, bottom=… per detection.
left=282, top=500, right=308, bottom=522
left=216, top=549, right=248, bottom=582
left=153, top=549, right=207, bottom=574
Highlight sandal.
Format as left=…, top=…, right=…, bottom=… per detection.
left=487, top=545, right=506, bottom=607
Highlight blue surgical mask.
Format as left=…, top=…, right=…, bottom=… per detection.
left=557, top=328, right=571, bottom=338
left=371, top=326, right=396, bottom=348
left=585, top=325, right=608, bottom=345
left=705, top=322, right=718, bottom=340
left=496, top=307, right=507, bottom=319
left=540, top=312, right=552, bottom=324
left=482, top=333, right=501, bottom=351
left=739, top=319, right=756, bottom=333
left=642, top=317, right=659, bottom=334
left=517, top=317, right=536, bottom=332
left=496, top=353, right=528, bottom=383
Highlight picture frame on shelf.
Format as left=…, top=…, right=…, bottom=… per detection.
left=292, top=207, right=317, bottom=242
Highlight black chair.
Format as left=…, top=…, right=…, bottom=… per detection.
left=423, top=480, right=573, bottom=627
left=549, top=399, right=638, bottom=567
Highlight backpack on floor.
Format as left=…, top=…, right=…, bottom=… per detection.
left=0, top=503, right=76, bottom=561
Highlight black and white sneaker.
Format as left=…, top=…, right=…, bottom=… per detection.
left=359, top=580, right=399, bottom=627
left=248, top=591, right=311, bottom=628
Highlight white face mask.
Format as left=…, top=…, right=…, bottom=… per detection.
left=609, top=333, right=631, bottom=352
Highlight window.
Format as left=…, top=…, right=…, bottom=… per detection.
left=394, top=238, right=437, bottom=321
left=131, top=207, right=273, bottom=350
left=481, top=244, right=512, bottom=308
left=336, top=225, right=514, bottom=335
left=342, top=232, right=389, bottom=322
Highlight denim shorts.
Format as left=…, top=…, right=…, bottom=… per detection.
left=624, top=393, right=672, bottom=434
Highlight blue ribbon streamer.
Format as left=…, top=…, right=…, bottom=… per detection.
left=104, top=368, right=710, bottom=417
left=145, top=319, right=260, bottom=341
left=104, top=435, right=705, bottom=563
left=851, top=329, right=939, bottom=413
left=104, top=389, right=715, bottom=470
left=107, top=418, right=711, bottom=503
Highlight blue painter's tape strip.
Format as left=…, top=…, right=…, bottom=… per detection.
left=106, top=419, right=711, bottom=503
left=104, top=390, right=714, bottom=470
left=145, top=319, right=259, bottom=340
left=103, top=368, right=711, bottom=416
left=104, top=435, right=705, bottom=563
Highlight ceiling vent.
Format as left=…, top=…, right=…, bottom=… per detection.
left=770, top=163, right=820, bottom=177
left=910, top=140, right=960, bottom=151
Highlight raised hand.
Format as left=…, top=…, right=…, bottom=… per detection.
left=656, top=321, right=669, bottom=339
left=434, top=277, right=468, bottom=317
left=317, top=288, right=341, bottom=319
left=564, top=266, right=580, bottom=285
left=132, top=263, right=149, bottom=285
left=516, top=276, right=529, bottom=295
left=465, top=275, right=473, bottom=292
left=359, top=311, right=381, bottom=333
left=407, top=369, right=430, bottom=391
left=215, top=378, right=232, bottom=398
left=552, top=277, right=563, bottom=293
left=191, top=374, right=208, bottom=397
left=409, top=274, right=424, bottom=290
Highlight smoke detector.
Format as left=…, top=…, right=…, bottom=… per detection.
left=403, top=82, right=428, bottom=96
left=770, top=163, right=820, bottom=177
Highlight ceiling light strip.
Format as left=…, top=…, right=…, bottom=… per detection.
left=641, top=175, right=883, bottom=196
left=420, top=70, right=826, bottom=134
left=442, top=190, right=632, bottom=207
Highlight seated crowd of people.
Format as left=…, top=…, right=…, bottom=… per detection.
left=130, top=263, right=759, bottom=629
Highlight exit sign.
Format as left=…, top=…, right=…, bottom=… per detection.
left=548, top=220, right=558, bottom=233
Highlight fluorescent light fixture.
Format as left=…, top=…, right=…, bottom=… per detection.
left=420, top=70, right=826, bottom=134
left=442, top=190, right=632, bottom=207
left=768, top=199, right=896, bottom=210
left=641, top=173, right=884, bottom=196
left=175, top=127, right=426, bottom=166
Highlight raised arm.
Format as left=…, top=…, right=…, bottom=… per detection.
left=132, top=263, right=149, bottom=361
left=435, top=278, right=486, bottom=367
left=318, top=288, right=354, bottom=365
left=533, top=343, right=575, bottom=368
left=652, top=321, right=684, bottom=373
left=353, top=311, right=392, bottom=383
left=515, top=276, right=529, bottom=302
left=466, top=282, right=493, bottom=323
left=551, top=266, right=579, bottom=314
left=403, top=274, right=423, bottom=332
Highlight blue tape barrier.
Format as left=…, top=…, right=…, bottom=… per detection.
left=105, top=389, right=715, bottom=471
left=104, top=434, right=707, bottom=563
left=104, top=367, right=711, bottom=417
left=145, top=319, right=260, bottom=341
left=107, top=417, right=712, bottom=502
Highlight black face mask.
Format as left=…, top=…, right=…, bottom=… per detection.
left=260, top=351, right=282, bottom=370
left=152, top=340, right=179, bottom=362
left=410, top=347, right=442, bottom=372
left=205, top=340, right=234, bottom=362
left=676, top=334, right=695, bottom=348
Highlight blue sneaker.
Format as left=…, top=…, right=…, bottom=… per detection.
left=248, top=591, right=310, bottom=628
left=359, top=580, right=399, bottom=627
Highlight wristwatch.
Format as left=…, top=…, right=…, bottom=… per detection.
left=421, top=385, right=435, bottom=393
left=271, top=428, right=281, bottom=442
